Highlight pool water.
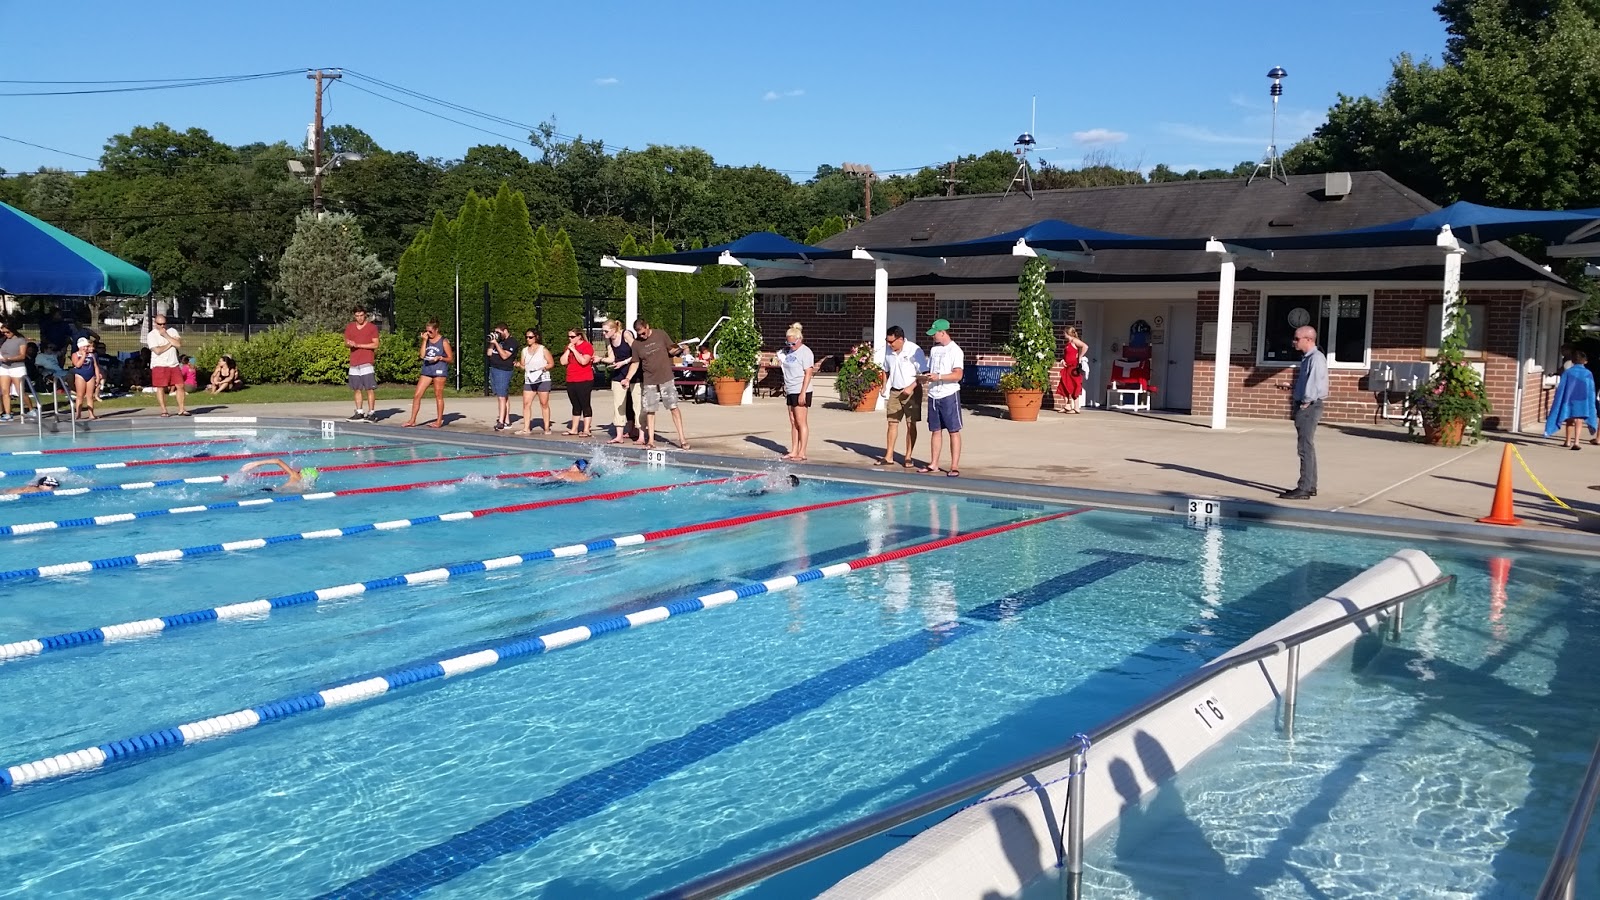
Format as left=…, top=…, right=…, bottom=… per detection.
left=0, top=428, right=1492, bottom=898
left=1066, top=548, right=1600, bottom=899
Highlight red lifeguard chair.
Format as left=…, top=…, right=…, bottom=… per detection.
left=1106, top=319, right=1157, bottom=411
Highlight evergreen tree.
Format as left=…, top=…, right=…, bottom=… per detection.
left=543, top=228, right=585, bottom=335
left=276, top=211, right=395, bottom=332
left=419, top=209, right=457, bottom=334
left=612, top=234, right=639, bottom=302
left=394, top=229, right=430, bottom=333
left=489, top=183, right=539, bottom=331
left=640, top=234, right=679, bottom=339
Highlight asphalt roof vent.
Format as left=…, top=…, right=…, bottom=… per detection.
left=1268, top=218, right=1296, bottom=227
left=1325, top=172, right=1353, bottom=199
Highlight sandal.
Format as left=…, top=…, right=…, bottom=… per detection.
left=916, top=466, right=943, bottom=475
left=159, top=413, right=171, bottom=418
left=946, top=469, right=961, bottom=477
left=872, top=458, right=893, bottom=467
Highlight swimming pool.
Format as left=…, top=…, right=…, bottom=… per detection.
left=0, top=425, right=1531, bottom=898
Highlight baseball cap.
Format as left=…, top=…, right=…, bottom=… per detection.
left=35, top=475, right=59, bottom=488
left=76, top=337, right=91, bottom=348
left=573, top=458, right=589, bottom=473
left=926, top=319, right=951, bottom=336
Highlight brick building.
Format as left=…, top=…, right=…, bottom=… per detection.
left=753, top=172, right=1581, bottom=432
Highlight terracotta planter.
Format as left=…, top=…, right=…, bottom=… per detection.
left=1003, top=389, right=1044, bottom=422
left=850, top=386, right=882, bottom=413
left=711, top=377, right=747, bottom=406
left=1423, top=418, right=1466, bottom=447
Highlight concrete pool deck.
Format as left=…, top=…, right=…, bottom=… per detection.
left=71, top=390, right=1600, bottom=536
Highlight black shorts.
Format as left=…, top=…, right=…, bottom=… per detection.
left=786, top=391, right=813, bottom=408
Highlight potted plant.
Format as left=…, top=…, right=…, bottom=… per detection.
left=708, top=270, right=761, bottom=405
left=1403, top=300, right=1491, bottom=446
left=835, top=341, right=885, bottom=411
left=999, top=256, right=1056, bottom=422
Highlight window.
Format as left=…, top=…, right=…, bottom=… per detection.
left=989, top=313, right=1013, bottom=346
left=1049, top=299, right=1072, bottom=325
left=936, top=299, right=971, bottom=321
left=816, top=293, right=846, bottom=315
left=759, top=293, right=790, bottom=315
left=1258, top=293, right=1370, bottom=367
left=1425, top=303, right=1487, bottom=357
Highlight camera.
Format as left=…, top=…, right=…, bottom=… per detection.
left=487, top=332, right=501, bottom=344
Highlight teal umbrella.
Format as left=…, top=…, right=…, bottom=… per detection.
left=0, top=200, right=152, bottom=296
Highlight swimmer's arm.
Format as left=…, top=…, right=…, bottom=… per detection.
left=240, top=460, right=296, bottom=477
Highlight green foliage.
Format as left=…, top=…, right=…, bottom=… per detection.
left=541, top=228, right=586, bottom=336
left=191, top=327, right=421, bottom=386
left=394, top=230, right=430, bottom=335
left=276, top=211, right=394, bottom=332
left=805, top=215, right=847, bottom=245
left=1001, top=258, right=1057, bottom=391
left=376, top=331, right=423, bottom=384
left=707, top=270, right=760, bottom=380
left=834, top=341, right=885, bottom=406
left=1403, top=301, right=1493, bottom=444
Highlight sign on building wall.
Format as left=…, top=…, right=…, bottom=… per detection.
left=1200, top=322, right=1254, bottom=356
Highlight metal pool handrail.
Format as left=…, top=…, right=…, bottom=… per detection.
left=652, top=573, right=1458, bottom=900
left=1536, top=734, right=1600, bottom=900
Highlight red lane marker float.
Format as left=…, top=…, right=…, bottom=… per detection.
left=243, top=452, right=509, bottom=478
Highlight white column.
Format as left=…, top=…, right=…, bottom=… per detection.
left=624, top=269, right=639, bottom=332
left=1211, top=257, right=1236, bottom=430
left=741, top=269, right=755, bottom=405
left=873, top=263, right=889, bottom=411
left=1438, top=226, right=1465, bottom=344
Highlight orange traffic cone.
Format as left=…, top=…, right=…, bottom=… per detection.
left=1477, top=445, right=1524, bottom=526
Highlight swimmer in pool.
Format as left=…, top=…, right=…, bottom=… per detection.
left=553, top=458, right=593, bottom=483
left=742, top=474, right=800, bottom=495
left=240, top=459, right=319, bottom=493
left=1, top=475, right=59, bottom=495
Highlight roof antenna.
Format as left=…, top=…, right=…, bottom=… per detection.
left=1247, top=67, right=1289, bottom=186
left=1003, top=97, right=1053, bottom=200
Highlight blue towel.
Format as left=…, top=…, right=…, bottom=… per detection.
left=1544, top=364, right=1598, bottom=437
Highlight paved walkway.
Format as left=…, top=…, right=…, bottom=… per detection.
left=80, top=388, right=1600, bottom=536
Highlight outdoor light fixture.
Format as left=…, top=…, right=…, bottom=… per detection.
left=286, top=152, right=364, bottom=179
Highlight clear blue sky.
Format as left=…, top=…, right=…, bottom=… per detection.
left=0, top=0, right=1448, bottom=179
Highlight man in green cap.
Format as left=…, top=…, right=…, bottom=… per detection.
left=915, top=318, right=964, bottom=477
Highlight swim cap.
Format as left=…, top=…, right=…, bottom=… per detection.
left=299, top=467, right=318, bottom=481
left=573, top=459, right=589, bottom=473
left=787, top=474, right=800, bottom=487
left=36, top=475, right=59, bottom=488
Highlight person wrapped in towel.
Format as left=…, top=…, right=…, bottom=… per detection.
left=1544, top=349, right=1598, bottom=449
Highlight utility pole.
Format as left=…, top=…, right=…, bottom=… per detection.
left=842, top=162, right=878, bottom=221
left=940, top=161, right=964, bottom=197
left=307, top=68, right=343, bottom=214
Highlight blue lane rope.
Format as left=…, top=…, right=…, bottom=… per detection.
left=0, top=508, right=1078, bottom=790
left=0, top=489, right=902, bottom=664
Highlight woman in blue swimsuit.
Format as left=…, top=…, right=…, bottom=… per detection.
left=70, top=337, right=100, bottom=420
left=403, top=318, right=454, bottom=428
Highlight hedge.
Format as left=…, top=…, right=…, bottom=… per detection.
left=196, top=328, right=423, bottom=386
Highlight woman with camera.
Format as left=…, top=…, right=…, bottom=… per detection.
left=486, top=323, right=516, bottom=431
left=403, top=318, right=453, bottom=428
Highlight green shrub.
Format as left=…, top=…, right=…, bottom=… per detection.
left=236, top=327, right=303, bottom=384
left=376, top=332, right=421, bottom=384
left=296, top=332, right=349, bottom=385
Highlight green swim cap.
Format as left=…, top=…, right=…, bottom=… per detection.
left=300, top=467, right=319, bottom=481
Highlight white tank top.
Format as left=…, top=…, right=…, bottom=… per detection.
left=522, top=345, right=551, bottom=384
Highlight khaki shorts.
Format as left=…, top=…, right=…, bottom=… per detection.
left=886, top=386, right=923, bottom=421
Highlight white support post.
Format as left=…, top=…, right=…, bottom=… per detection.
left=873, top=263, right=889, bottom=411
left=625, top=269, right=639, bottom=332
left=1212, top=257, right=1236, bottom=431
left=1438, top=225, right=1465, bottom=346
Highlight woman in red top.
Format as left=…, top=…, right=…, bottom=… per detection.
left=559, top=327, right=595, bottom=437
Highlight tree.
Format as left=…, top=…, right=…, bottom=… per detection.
left=805, top=215, right=847, bottom=245
left=275, top=211, right=394, bottom=331
left=395, top=230, right=430, bottom=333
left=543, top=228, right=585, bottom=334
left=487, top=183, right=539, bottom=329
left=1000, top=257, right=1056, bottom=392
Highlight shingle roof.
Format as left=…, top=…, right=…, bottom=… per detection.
left=756, top=171, right=1565, bottom=288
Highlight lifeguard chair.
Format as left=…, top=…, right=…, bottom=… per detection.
left=1106, top=319, right=1158, bottom=412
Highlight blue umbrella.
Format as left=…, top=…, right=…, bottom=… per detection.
left=0, top=201, right=152, bottom=296
left=621, top=232, right=839, bottom=266
left=1230, top=200, right=1600, bottom=251
left=862, top=219, right=1209, bottom=258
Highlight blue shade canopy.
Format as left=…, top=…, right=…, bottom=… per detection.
left=621, top=231, right=840, bottom=266
left=865, top=219, right=1210, bottom=258
left=0, top=201, right=152, bottom=296
left=1229, top=200, right=1600, bottom=251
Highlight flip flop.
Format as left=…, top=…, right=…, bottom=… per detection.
left=872, top=458, right=893, bottom=467
left=159, top=413, right=171, bottom=418
left=946, top=469, right=961, bottom=477
left=679, top=443, right=692, bottom=451
left=916, top=466, right=943, bottom=475
left=401, top=422, right=416, bottom=428
left=605, top=437, right=625, bottom=444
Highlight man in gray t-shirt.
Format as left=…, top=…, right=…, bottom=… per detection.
left=0, top=323, right=30, bottom=421
left=631, top=319, right=690, bottom=451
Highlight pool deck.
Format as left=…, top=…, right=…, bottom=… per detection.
left=60, top=392, right=1600, bottom=536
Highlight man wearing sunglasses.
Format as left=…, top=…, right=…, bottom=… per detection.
left=631, top=318, right=690, bottom=450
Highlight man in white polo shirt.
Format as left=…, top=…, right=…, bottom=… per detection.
left=916, top=318, right=964, bottom=477
left=143, top=314, right=186, bottom=417
left=876, top=325, right=927, bottom=468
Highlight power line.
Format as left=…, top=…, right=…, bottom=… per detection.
left=0, top=134, right=100, bottom=163
left=336, top=80, right=531, bottom=147
left=0, top=70, right=302, bottom=97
